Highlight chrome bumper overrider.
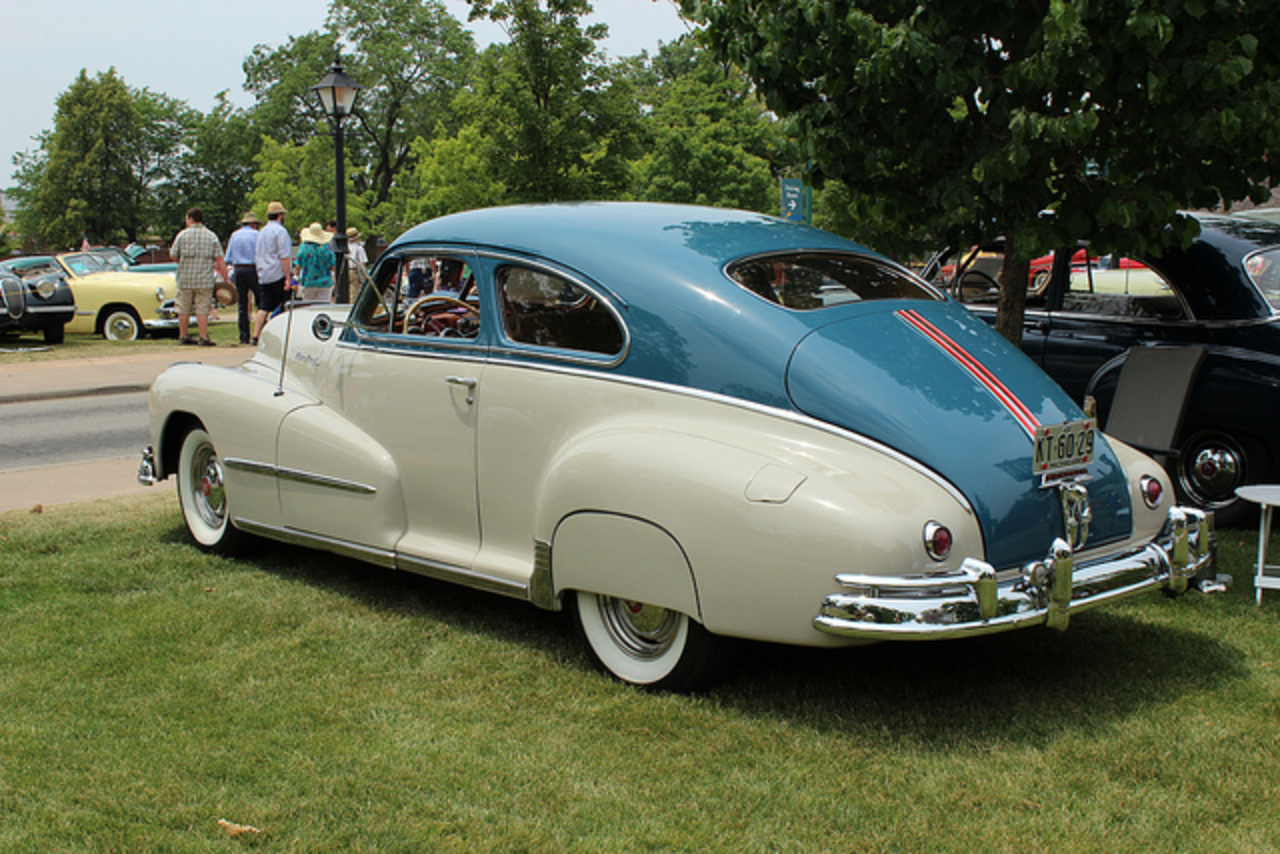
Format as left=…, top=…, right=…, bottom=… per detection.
left=814, top=507, right=1213, bottom=640
left=138, top=445, right=158, bottom=486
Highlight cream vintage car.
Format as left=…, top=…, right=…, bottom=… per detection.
left=139, top=203, right=1213, bottom=690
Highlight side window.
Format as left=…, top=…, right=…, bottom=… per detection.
left=1063, top=259, right=1186, bottom=320
left=352, top=253, right=481, bottom=339
left=498, top=265, right=623, bottom=356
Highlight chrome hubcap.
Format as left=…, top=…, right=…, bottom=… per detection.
left=599, top=598, right=680, bottom=660
left=1179, top=436, right=1244, bottom=507
left=191, top=445, right=226, bottom=528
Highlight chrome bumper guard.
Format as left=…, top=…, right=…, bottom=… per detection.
left=814, top=507, right=1213, bottom=640
left=137, top=445, right=158, bottom=486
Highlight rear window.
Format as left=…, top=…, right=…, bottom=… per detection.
left=728, top=253, right=938, bottom=310
left=1245, top=248, right=1280, bottom=312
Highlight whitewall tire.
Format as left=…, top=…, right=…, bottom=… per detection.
left=176, top=427, right=247, bottom=555
left=571, top=591, right=727, bottom=692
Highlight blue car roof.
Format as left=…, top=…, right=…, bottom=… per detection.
left=390, top=201, right=880, bottom=289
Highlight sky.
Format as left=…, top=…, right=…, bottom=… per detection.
left=0, top=0, right=693, bottom=190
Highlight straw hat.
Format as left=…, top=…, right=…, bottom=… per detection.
left=266, top=201, right=287, bottom=215
left=240, top=211, right=261, bottom=225
left=301, top=222, right=332, bottom=245
left=346, top=226, right=362, bottom=241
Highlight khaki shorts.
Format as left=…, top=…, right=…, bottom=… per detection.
left=176, top=287, right=214, bottom=316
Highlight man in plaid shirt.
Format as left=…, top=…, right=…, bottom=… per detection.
left=170, top=207, right=230, bottom=346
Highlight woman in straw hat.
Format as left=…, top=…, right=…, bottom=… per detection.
left=296, top=221, right=335, bottom=302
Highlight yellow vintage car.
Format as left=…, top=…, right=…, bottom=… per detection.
left=4, top=251, right=181, bottom=340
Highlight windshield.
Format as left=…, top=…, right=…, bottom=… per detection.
left=1245, top=247, right=1280, bottom=312
left=728, top=253, right=939, bottom=310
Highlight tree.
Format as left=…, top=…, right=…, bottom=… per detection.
left=683, top=0, right=1280, bottom=342
left=629, top=39, right=783, bottom=211
left=249, top=137, right=369, bottom=234
left=243, top=0, right=476, bottom=208
left=386, top=126, right=508, bottom=228
left=15, top=69, right=146, bottom=248
left=167, top=94, right=263, bottom=241
left=462, top=0, right=644, bottom=202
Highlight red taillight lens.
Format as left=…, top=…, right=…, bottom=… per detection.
left=923, top=521, right=953, bottom=561
left=1140, top=475, right=1163, bottom=509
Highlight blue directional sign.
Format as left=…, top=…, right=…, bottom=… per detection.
left=780, top=178, right=803, bottom=221
left=780, top=178, right=810, bottom=222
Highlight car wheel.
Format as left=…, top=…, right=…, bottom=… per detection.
left=42, top=324, right=65, bottom=345
left=102, top=308, right=142, bottom=341
left=177, top=426, right=248, bottom=555
left=570, top=591, right=728, bottom=691
left=1175, top=430, right=1264, bottom=527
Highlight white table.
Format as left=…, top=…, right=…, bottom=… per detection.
left=1237, top=485, right=1280, bottom=605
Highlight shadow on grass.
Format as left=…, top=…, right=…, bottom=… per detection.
left=166, top=524, right=1247, bottom=748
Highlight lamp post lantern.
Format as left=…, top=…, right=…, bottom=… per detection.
left=310, top=58, right=363, bottom=303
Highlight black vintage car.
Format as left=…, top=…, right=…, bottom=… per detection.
left=929, top=213, right=1280, bottom=524
left=0, top=265, right=76, bottom=344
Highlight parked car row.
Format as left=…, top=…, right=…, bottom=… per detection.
left=0, top=251, right=182, bottom=340
left=925, top=212, right=1280, bottom=524
left=140, top=203, right=1214, bottom=690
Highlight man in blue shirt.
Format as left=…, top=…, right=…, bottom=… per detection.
left=252, top=201, right=292, bottom=345
left=225, top=212, right=261, bottom=344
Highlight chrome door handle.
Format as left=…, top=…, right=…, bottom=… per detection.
left=445, top=375, right=477, bottom=403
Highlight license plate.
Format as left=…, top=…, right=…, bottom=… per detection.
left=1033, top=419, right=1096, bottom=476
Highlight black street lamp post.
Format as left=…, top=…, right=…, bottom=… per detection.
left=310, top=58, right=363, bottom=303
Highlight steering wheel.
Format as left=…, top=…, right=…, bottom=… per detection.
left=957, top=270, right=999, bottom=301
left=402, top=294, right=480, bottom=336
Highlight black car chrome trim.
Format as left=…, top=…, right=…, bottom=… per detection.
left=223, top=457, right=377, bottom=495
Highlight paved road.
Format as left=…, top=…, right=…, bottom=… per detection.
left=0, top=346, right=248, bottom=513
left=1, top=391, right=149, bottom=472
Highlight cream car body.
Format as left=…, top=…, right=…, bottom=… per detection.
left=142, top=203, right=1213, bottom=690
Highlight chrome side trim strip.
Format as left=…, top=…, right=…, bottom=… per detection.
left=234, top=518, right=398, bottom=568
left=396, top=553, right=528, bottom=600
left=224, top=457, right=377, bottom=495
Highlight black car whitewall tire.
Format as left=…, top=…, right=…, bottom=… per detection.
left=571, top=591, right=726, bottom=691
left=176, top=427, right=247, bottom=554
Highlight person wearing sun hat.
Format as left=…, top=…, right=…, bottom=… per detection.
left=344, top=225, right=368, bottom=302
left=296, top=221, right=335, bottom=301
left=224, top=211, right=261, bottom=344
left=252, top=201, right=291, bottom=345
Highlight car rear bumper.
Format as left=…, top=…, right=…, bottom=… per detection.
left=814, top=507, right=1212, bottom=640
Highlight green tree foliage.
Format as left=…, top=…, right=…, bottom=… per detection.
left=166, top=94, right=263, bottom=241
left=462, top=0, right=644, bottom=202
left=683, top=0, right=1280, bottom=342
left=244, top=0, right=476, bottom=208
left=628, top=38, right=781, bottom=211
left=249, top=137, right=368, bottom=235
left=15, top=69, right=148, bottom=248
left=388, top=126, right=508, bottom=227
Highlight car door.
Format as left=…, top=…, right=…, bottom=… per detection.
left=302, top=247, right=487, bottom=571
left=1037, top=257, right=1189, bottom=401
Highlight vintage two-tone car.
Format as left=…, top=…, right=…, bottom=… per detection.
left=0, top=264, right=75, bottom=344
left=140, top=203, right=1213, bottom=690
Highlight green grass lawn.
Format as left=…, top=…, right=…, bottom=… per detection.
left=2, top=493, right=1279, bottom=851
left=0, top=317, right=241, bottom=362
